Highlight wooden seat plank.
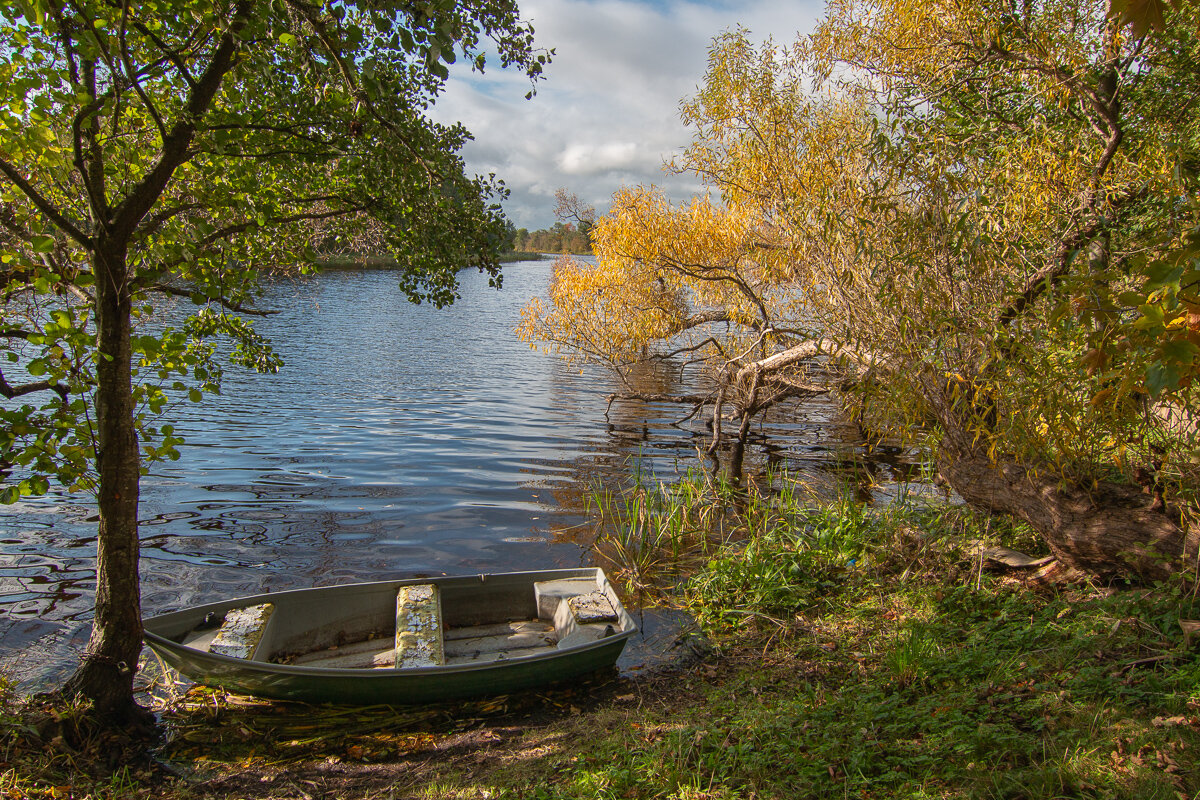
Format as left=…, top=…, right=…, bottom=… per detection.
left=395, top=584, right=445, bottom=668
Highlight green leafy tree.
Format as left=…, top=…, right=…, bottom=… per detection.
left=0, top=0, right=546, bottom=717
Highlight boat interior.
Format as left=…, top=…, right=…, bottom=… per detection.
left=169, top=573, right=625, bottom=670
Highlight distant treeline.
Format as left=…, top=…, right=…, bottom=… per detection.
left=312, top=220, right=590, bottom=272
left=317, top=253, right=546, bottom=270
left=510, top=221, right=592, bottom=255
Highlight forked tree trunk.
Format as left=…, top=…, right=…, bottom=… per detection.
left=925, top=377, right=1199, bottom=582
left=61, top=244, right=143, bottom=717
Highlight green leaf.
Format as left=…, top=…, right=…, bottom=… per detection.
left=1145, top=361, right=1182, bottom=396
left=1137, top=304, right=1165, bottom=325
left=30, top=235, right=54, bottom=252
left=1143, top=261, right=1182, bottom=287
left=1161, top=339, right=1199, bottom=365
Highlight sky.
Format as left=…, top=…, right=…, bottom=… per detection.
left=429, top=0, right=826, bottom=231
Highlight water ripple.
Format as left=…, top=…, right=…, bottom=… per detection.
left=0, top=261, right=919, bottom=687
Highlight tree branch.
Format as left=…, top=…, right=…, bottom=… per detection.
left=0, top=157, right=91, bottom=247
left=145, top=283, right=278, bottom=316
left=110, top=0, right=254, bottom=240
left=118, top=0, right=169, bottom=144
left=994, top=186, right=1146, bottom=330
left=0, top=368, right=69, bottom=401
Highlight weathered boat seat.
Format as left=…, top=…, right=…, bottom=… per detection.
left=533, top=577, right=598, bottom=618
left=208, top=603, right=275, bottom=660
left=533, top=578, right=620, bottom=649
left=395, top=584, right=445, bottom=668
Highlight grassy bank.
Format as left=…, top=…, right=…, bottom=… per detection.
left=432, top=480, right=1200, bottom=799
left=2, top=479, right=1198, bottom=799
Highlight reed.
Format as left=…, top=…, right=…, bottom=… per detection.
left=586, top=462, right=883, bottom=608
left=586, top=465, right=741, bottom=599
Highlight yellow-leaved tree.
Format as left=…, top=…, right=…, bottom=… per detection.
left=520, top=0, right=1200, bottom=582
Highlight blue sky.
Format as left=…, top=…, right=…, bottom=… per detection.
left=431, top=0, right=825, bottom=230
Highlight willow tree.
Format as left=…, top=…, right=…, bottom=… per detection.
left=519, top=3, right=1200, bottom=582
left=0, top=0, right=546, bottom=717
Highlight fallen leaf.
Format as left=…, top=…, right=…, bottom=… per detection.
left=1152, top=715, right=1189, bottom=727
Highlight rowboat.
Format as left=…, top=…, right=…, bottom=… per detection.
left=142, top=568, right=636, bottom=705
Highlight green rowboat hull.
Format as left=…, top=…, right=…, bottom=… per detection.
left=143, top=568, right=635, bottom=705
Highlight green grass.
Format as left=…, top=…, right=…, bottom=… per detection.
left=459, top=480, right=1200, bottom=800
left=2, top=478, right=1197, bottom=800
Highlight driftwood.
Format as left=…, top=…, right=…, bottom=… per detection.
left=982, top=546, right=1056, bottom=570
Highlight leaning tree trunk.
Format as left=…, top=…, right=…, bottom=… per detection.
left=924, top=376, right=1199, bottom=582
left=61, top=244, right=143, bottom=717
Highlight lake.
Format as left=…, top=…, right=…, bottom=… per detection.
left=0, top=259, right=919, bottom=687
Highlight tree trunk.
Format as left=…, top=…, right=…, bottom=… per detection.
left=61, top=244, right=143, bottom=717
left=925, top=377, right=1199, bottom=582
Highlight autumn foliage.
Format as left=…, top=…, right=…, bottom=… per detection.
left=520, top=0, right=1200, bottom=580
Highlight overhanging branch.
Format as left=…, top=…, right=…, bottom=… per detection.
left=0, top=368, right=69, bottom=401
left=146, top=283, right=278, bottom=316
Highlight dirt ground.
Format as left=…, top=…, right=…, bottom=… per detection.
left=142, top=633, right=713, bottom=799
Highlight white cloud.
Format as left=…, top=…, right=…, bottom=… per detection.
left=557, top=142, right=642, bottom=174
left=430, top=0, right=825, bottom=229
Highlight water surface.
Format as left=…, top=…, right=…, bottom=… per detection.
left=0, top=260, right=919, bottom=686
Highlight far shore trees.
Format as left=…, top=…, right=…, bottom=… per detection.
left=0, top=0, right=547, bottom=718
left=510, top=188, right=596, bottom=254
left=519, top=1, right=1200, bottom=582
left=513, top=225, right=591, bottom=255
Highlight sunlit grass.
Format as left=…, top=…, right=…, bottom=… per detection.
left=495, top=477, right=1200, bottom=800
left=2, top=481, right=1197, bottom=800
left=587, top=464, right=742, bottom=599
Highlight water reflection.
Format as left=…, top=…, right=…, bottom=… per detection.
left=0, top=260, right=920, bottom=688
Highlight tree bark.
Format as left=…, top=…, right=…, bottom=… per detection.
left=61, top=243, right=143, bottom=717
left=925, top=376, right=1199, bottom=582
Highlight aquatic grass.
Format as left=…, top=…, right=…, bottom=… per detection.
left=590, top=463, right=892, bottom=605
left=587, top=465, right=741, bottom=598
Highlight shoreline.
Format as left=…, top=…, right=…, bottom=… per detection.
left=4, top=489, right=1196, bottom=799
left=314, top=252, right=559, bottom=271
